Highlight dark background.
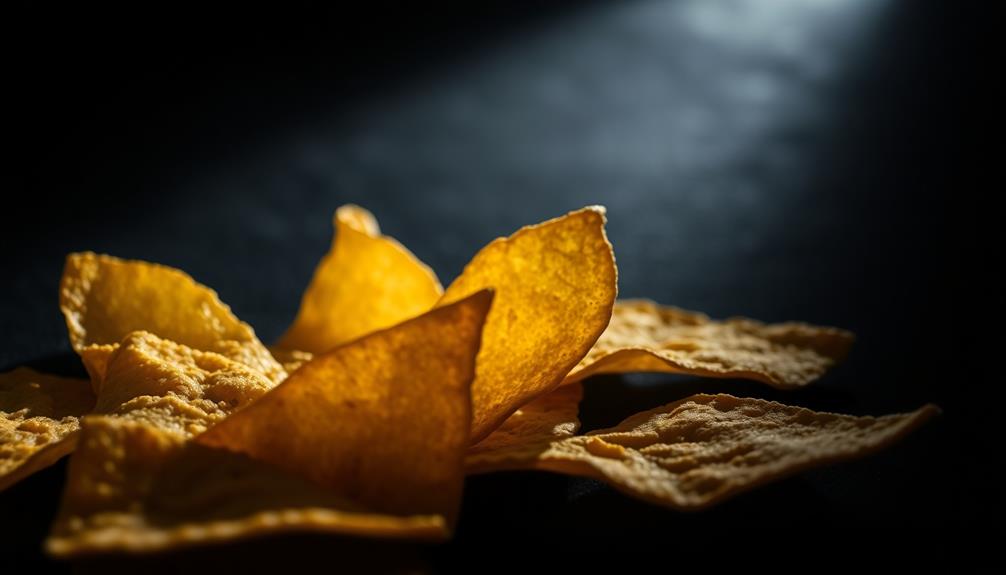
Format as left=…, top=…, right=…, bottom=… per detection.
left=3, top=0, right=997, bottom=571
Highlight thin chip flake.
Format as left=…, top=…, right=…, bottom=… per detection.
left=94, top=331, right=275, bottom=437
left=439, top=207, right=616, bottom=443
left=565, top=300, right=854, bottom=389
left=498, top=394, right=937, bottom=510
left=59, top=252, right=284, bottom=389
left=1, top=368, right=95, bottom=491
left=276, top=205, right=443, bottom=354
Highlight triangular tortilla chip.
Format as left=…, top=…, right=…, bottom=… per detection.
left=198, top=290, right=493, bottom=527
left=467, top=383, right=583, bottom=473
left=46, top=417, right=447, bottom=556
left=276, top=205, right=443, bottom=354
left=60, top=252, right=284, bottom=389
left=565, top=300, right=854, bottom=389
left=95, top=331, right=275, bottom=436
left=268, top=347, right=314, bottom=375
left=439, top=207, right=616, bottom=443
left=483, top=394, right=937, bottom=510
left=1, top=368, right=94, bottom=491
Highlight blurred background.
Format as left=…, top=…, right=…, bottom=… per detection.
left=3, top=0, right=995, bottom=570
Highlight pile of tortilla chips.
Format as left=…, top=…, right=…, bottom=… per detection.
left=0, top=205, right=937, bottom=556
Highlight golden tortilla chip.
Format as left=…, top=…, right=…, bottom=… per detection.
left=268, top=347, right=314, bottom=374
left=60, top=252, right=284, bottom=389
left=276, top=205, right=444, bottom=354
left=198, top=290, right=493, bottom=528
left=439, top=207, right=616, bottom=442
left=466, top=383, right=583, bottom=473
left=95, top=331, right=275, bottom=437
left=1, top=368, right=95, bottom=491
left=486, top=394, right=937, bottom=510
left=47, top=417, right=447, bottom=556
left=565, top=299, right=855, bottom=389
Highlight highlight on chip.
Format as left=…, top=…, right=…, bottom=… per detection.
left=484, top=394, right=938, bottom=510
left=46, top=417, right=448, bottom=556
left=60, top=252, right=284, bottom=389
left=198, top=290, right=494, bottom=529
left=467, top=383, right=583, bottom=473
left=276, top=205, right=443, bottom=355
left=1, top=368, right=95, bottom=491
left=564, top=300, right=855, bottom=389
left=95, top=331, right=275, bottom=437
left=439, top=206, right=617, bottom=443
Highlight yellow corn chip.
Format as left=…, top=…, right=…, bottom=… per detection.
left=198, top=290, right=493, bottom=528
left=59, top=252, right=284, bottom=389
left=565, top=300, right=854, bottom=389
left=1, top=368, right=95, bottom=491
left=268, top=347, right=314, bottom=374
left=439, top=206, right=616, bottom=442
left=95, top=331, right=274, bottom=436
left=276, top=205, right=444, bottom=354
left=487, top=394, right=937, bottom=510
left=46, top=417, right=447, bottom=556
left=467, top=383, right=583, bottom=473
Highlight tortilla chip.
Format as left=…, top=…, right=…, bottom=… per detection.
left=1, top=368, right=95, bottom=491
left=198, top=290, right=493, bottom=528
left=59, top=252, right=284, bottom=389
left=439, top=206, right=616, bottom=443
left=488, top=394, right=938, bottom=510
left=466, top=383, right=583, bottom=473
left=95, top=331, right=274, bottom=437
left=565, top=300, right=854, bottom=389
left=268, top=347, right=314, bottom=374
left=46, top=417, right=447, bottom=556
left=276, top=205, right=444, bottom=354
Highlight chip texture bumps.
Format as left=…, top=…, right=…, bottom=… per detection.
left=497, top=394, right=937, bottom=510
left=47, top=417, right=447, bottom=556
left=199, top=290, right=493, bottom=528
left=277, top=205, right=444, bottom=354
left=1, top=368, right=95, bottom=491
left=467, top=383, right=583, bottom=473
left=60, top=252, right=284, bottom=387
left=439, top=207, right=616, bottom=443
left=565, top=300, right=854, bottom=389
left=95, top=331, right=274, bottom=437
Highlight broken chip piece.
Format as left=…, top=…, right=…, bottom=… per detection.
left=1, top=368, right=95, bottom=492
left=276, top=205, right=444, bottom=354
left=439, top=206, right=617, bottom=443
left=95, top=331, right=275, bottom=437
left=59, top=252, right=285, bottom=389
left=198, top=290, right=493, bottom=527
left=46, top=417, right=449, bottom=556
left=564, top=300, right=855, bottom=389
left=477, top=394, right=937, bottom=510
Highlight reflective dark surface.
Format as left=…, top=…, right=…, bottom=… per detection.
left=4, top=1, right=993, bottom=571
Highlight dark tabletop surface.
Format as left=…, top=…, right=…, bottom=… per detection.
left=3, top=1, right=996, bottom=571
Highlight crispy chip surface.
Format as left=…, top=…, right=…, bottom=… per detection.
left=47, top=417, right=448, bottom=556
left=466, top=383, right=583, bottom=473
left=277, top=205, right=443, bottom=354
left=198, top=290, right=493, bottom=527
left=491, top=394, right=937, bottom=510
left=439, top=207, right=616, bottom=442
left=1, top=368, right=95, bottom=491
left=565, top=300, right=854, bottom=389
left=60, top=252, right=284, bottom=388
left=95, top=332, right=274, bottom=437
